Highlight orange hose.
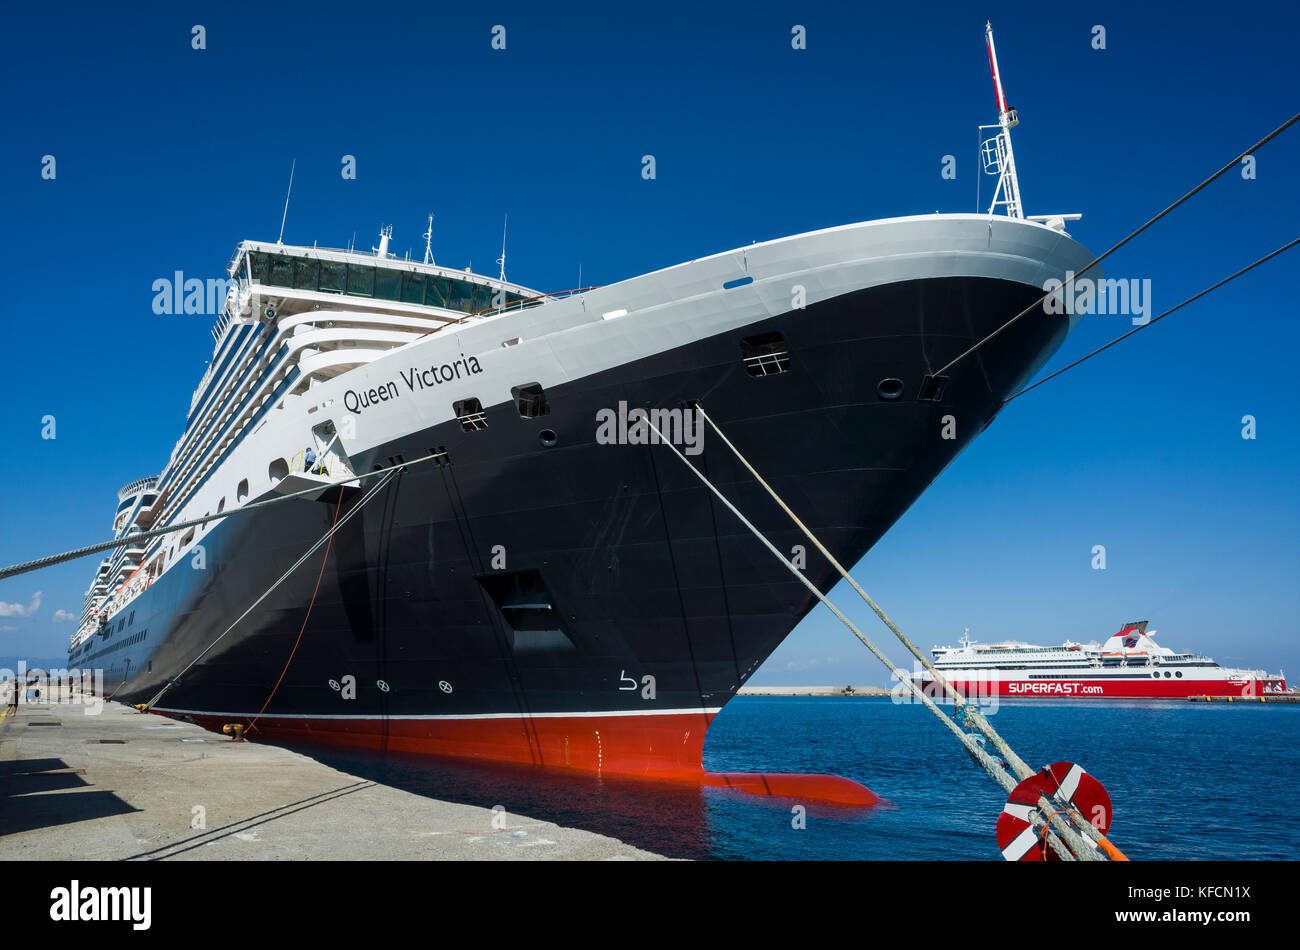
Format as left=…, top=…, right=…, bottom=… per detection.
left=245, top=488, right=344, bottom=736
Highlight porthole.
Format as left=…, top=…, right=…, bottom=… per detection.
left=877, top=378, right=905, bottom=400
left=1164, top=671, right=1172, bottom=678
left=1175, top=671, right=1183, bottom=678
left=539, top=429, right=558, bottom=447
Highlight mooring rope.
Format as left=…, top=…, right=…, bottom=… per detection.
left=138, top=465, right=403, bottom=713
left=641, top=416, right=1092, bottom=860
left=0, top=450, right=447, bottom=584
left=1001, top=236, right=1300, bottom=405
left=932, top=111, right=1300, bottom=380
left=244, top=483, right=347, bottom=737
left=692, top=404, right=1123, bottom=858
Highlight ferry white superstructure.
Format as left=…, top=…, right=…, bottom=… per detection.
left=919, top=622, right=1287, bottom=698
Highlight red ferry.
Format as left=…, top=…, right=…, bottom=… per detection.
left=921, top=622, right=1288, bottom=699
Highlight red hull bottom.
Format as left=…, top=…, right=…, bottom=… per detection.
left=159, top=708, right=879, bottom=808
left=940, top=678, right=1285, bottom=699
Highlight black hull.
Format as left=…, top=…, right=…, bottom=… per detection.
left=72, top=276, right=1066, bottom=773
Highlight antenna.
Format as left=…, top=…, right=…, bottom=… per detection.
left=980, top=23, right=1023, bottom=219
left=373, top=225, right=392, bottom=259
left=423, top=213, right=435, bottom=265
left=277, top=158, right=296, bottom=244
left=497, top=214, right=508, bottom=283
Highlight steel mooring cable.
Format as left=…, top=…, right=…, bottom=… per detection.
left=641, top=415, right=1095, bottom=860
left=139, top=466, right=402, bottom=713
left=692, top=404, right=1126, bottom=859
left=933, top=110, right=1300, bottom=380
left=1002, top=236, right=1300, bottom=406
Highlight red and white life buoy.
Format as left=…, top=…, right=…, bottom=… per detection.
left=995, top=761, right=1113, bottom=861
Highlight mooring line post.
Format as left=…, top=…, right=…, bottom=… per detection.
left=641, top=416, right=1090, bottom=860
left=692, top=404, right=1118, bottom=859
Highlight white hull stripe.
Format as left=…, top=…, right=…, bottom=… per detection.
left=1003, top=803, right=1036, bottom=822
left=151, top=706, right=723, bottom=721
left=1056, top=763, right=1084, bottom=802
left=1001, top=825, right=1041, bottom=861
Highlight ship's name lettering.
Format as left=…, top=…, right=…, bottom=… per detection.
left=1008, top=681, right=1081, bottom=695
left=343, top=356, right=482, bottom=414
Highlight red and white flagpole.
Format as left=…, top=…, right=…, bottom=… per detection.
left=984, top=21, right=1024, bottom=218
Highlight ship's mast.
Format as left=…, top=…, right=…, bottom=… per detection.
left=422, top=213, right=435, bottom=265
left=497, top=213, right=508, bottom=282
left=982, top=22, right=1023, bottom=219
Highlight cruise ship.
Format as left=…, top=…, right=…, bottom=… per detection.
left=919, top=623, right=1288, bottom=698
left=67, top=25, right=1102, bottom=782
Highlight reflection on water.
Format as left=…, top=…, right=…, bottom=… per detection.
left=271, top=696, right=1300, bottom=860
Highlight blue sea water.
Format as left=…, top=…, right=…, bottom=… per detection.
left=299, top=696, right=1300, bottom=860
left=702, top=696, right=1300, bottom=860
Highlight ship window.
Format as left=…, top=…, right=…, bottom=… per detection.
left=319, top=261, right=345, bottom=294
left=269, top=458, right=289, bottom=483
left=454, top=398, right=489, bottom=431
left=1164, top=671, right=1172, bottom=678
left=250, top=252, right=269, bottom=283
left=347, top=264, right=375, bottom=297
left=511, top=383, right=550, bottom=419
left=375, top=268, right=401, bottom=301
left=217, top=497, right=226, bottom=513
left=471, top=284, right=491, bottom=314
left=449, top=279, right=474, bottom=313
left=293, top=258, right=319, bottom=291
left=401, top=271, right=426, bottom=305
left=425, top=275, right=450, bottom=308
left=237, top=479, right=249, bottom=503
left=128, top=611, right=134, bottom=626
left=740, top=332, right=790, bottom=377
left=268, top=255, right=294, bottom=287
left=181, top=527, right=195, bottom=547
left=1175, top=671, right=1183, bottom=677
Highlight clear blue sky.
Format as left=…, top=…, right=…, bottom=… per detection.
left=2, top=1, right=1297, bottom=682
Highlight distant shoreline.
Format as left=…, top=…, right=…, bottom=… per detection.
left=737, top=686, right=891, bottom=697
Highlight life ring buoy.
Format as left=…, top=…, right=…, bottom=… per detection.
left=995, top=761, right=1113, bottom=861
